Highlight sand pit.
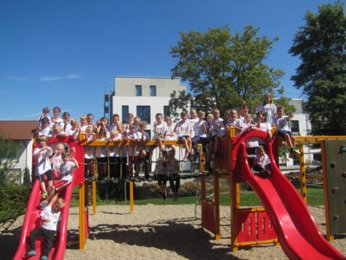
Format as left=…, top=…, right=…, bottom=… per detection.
left=2, top=204, right=345, bottom=259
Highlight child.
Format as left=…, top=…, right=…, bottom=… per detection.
left=109, top=113, right=121, bottom=132
left=255, top=93, right=277, bottom=125
left=192, top=111, right=208, bottom=161
left=52, top=124, right=67, bottom=138
left=87, top=113, right=97, bottom=132
left=174, top=111, right=192, bottom=160
left=79, top=115, right=88, bottom=133
left=66, top=119, right=80, bottom=140
left=62, top=112, right=72, bottom=133
left=126, top=124, right=141, bottom=181
left=137, top=120, right=152, bottom=181
left=166, top=149, right=180, bottom=201
left=39, top=117, right=52, bottom=137
left=118, top=123, right=128, bottom=180
left=163, top=116, right=176, bottom=155
left=51, top=106, right=64, bottom=128
left=109, top=129, right=122, bottom=183
left=206, top=109, right=224, bottom=167
left=255, top=111, right=272, bottom=143
left=156, top=150, right=168, bottom=199
left=253, top=145, right=271, bottom=177
left=38, top=107, right=51, bottom=128
left=33, top=135, right=53, bottom=199
left=225, top=109, right=243, bottom=135
left=273, top=106, right=299, bottom=158
left=50, top=143, right=65, bottom=180
left=189, top=108, right=199, bottom=138
left=152, top=113, right=167, bottom=158
left=95, top=119, right=109, bottom=181
left=27, top=194, right=65, bottom=260
left=124, top=113, right=134, bottom=133
left=83, top=125, right=96, bottom=180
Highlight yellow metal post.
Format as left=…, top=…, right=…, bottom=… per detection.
left=79, top=183, right=85, bottom=249
left=129, top=180, right=134, bottom=214
left=92, top=180, right=96, bottom=215
left=214, top=171, right=220, bottom=240
left=299, top=145, right=307, bottom=203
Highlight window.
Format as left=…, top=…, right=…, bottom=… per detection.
left=137, top=106, right=150, bottom=124
left=164, top=106, right=170, bottom=118
left=144, top=130, right=151, bottom=139
left=135, top=85, right=142, bottom=96
left=150, top=85, right=156, bottom=96
left=122, top=105, right=129, bottom=123
left=291, top=120, right=300, bottom=134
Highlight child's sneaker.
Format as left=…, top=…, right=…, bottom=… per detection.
left=172, top=192, right=178, bottom=201
left=41, top=255, right=48, bottom=260
left=27, top=250, right=36, bottom=256
left=41, top=191, right=48, bottom=199
left=39, top=200, right=49, bottom=209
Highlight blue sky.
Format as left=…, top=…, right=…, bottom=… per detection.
left=0, top=0, right=337, bottom=121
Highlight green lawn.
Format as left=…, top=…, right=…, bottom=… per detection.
left=71, top=186, right=324, bottom=207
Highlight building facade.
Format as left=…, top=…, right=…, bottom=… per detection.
left=111, top=76, right=187, bottom=137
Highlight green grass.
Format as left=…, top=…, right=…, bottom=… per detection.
left=71, top=187, right=324, bottom=207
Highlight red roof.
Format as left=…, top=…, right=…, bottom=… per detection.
left=0, top=121, right=38, bottom=140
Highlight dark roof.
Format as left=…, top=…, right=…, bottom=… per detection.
left=0, top=121, right=37, bottom=140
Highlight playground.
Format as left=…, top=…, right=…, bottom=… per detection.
left=1, top=203, right=345, bottom=259
left=9, top=129, right=346, bottom=259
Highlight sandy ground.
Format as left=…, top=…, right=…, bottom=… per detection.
left=1, top=204, right=345, bottom=260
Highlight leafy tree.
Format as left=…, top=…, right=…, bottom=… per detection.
left=0, top=132, right=20, bottom=186
left=170, top=25, right=285, bottom=115
left=289, top=1, right=346, bottom=135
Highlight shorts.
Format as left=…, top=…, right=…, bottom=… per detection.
left=178, top=135, right=191, bottom=141
left=157, top=174, right=168, bottom=185
left=277, top=129, right=292, bottom=138
left=38, top=170, right=53, bottom=182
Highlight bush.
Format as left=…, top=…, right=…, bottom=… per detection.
left=0, top=184, right=31, bottom=223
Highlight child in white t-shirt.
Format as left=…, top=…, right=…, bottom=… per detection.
left=27, top=194, right=65, bottom=260
left=33, top=135, right=53, bottom=199
left=253, top=145, right=271, bottom=178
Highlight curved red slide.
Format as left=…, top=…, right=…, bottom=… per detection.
left=233, top=130, right=345, bottom=260
left=14, top=179, right=73, bottom=260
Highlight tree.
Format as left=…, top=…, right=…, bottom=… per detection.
left=0, top=132, right=21, bottom=186
left=289, top=1, right=346, bottom=135
left=170, top=25, right=285, bottom=115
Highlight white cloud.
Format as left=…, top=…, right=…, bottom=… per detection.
left=9, top=76, right=32, bottom=82
left=39, top=74, right=81, bottom=81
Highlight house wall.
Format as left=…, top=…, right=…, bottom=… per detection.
left=112, top=76, right=187, bottom=137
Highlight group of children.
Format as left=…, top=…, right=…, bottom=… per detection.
left=28, top=94, right=299, bottom=258
left=34, top=94, right=298, bottom=194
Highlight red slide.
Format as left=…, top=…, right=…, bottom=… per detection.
left=14, top=179, right=73, bottom=260
left=233, top=130, right=345, bottom=260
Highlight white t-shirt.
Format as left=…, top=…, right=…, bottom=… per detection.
left=164, top=125, right=175, bottom=140
left=255, top=153, right=271, bottom=168
left=34, top=147, right=53, bottom=176
left=194, top=120, right=208, bottom=138
left=274, top=115, right=291, bottom=132
left=59, top=161, right=76, bottom=182
left=256, top=103, right=277, bottom=125
left=210, top=118, right=225, bottom=137
left=109, top=134, right=122, bottom=157
left=41, top=206, right=61, bottom=231
left=153, top=122, right=167, bottom=139
left=175, top=120, right=192, bottom=137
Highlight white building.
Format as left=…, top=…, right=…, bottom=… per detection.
left=111, top=76, right=187, bottom=138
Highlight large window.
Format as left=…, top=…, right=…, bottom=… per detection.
left=290, top=120, right=300, bottom=135
left=164, top=106, right=170, bottom=118
left=150, top=85, right=157, bottom=96
left=137, top=106, right=150, bottom=124
left=122, top=105, right=129, bottom=123
left=135, top=85, right=142, bottom=96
